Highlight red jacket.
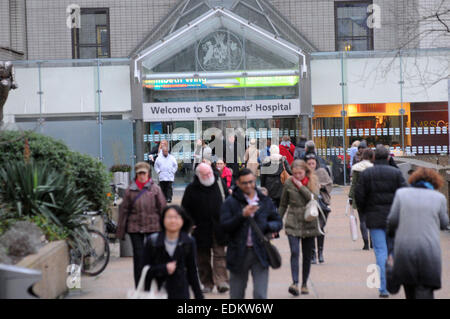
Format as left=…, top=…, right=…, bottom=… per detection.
left=279, top=143, right=295, bottom=165
left=221, top=166, right=233, bottom=188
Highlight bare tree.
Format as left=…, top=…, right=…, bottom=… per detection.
left=353, top=0, right=449, bottom=92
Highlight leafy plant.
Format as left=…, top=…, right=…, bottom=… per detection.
left=110, top=164, right=132, bottom=173
left=25, top=215, right=69, bottom=242
left=0, top=130, right=111, bottom=212
left=0, top=160, right=92, bottom=253
left=68, top=151, right=112, bottom=212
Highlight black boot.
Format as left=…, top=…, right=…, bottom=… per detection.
left=317, top=236, right=324, bottom=263
left=311, top=248, right=317, bottom=264
left=363, top=239, right=369, bottom=250
left=318, top=247, right=324, bottom=263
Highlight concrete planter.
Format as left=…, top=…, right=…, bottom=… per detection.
left=16, top=240, right=69, bottom=299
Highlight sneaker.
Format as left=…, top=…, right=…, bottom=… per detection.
left=288, top=283, right=299, bottom=296
left=301, top=284, right=309, bottom=295
left=379, top=292, right=389, bottom=298
left=217, top=283, right=229, bottom=294
left=202, top=287, right=213, bottom=294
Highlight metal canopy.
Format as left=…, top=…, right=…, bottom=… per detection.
left=134, top=7, right=307, bottom=81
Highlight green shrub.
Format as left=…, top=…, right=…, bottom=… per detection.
left=110, top=164, right=132, bottom=173
left=0, top=160, right=92, bottom=252
left=68, top=151, right=111, bottom=212
left=0, top=130, right=111, bottom=212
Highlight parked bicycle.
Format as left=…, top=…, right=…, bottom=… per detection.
left=69, top=211, right=111, bottom=277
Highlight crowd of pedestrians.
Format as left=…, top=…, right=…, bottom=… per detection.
left=116, top=136, right=449, bottom=300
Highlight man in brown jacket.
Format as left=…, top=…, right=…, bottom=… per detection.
left=116, top=162, right=167, bottom=287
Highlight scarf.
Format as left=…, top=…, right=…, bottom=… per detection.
left=292, top=176, right=309, bottom=190
left=280, top=141, right=291, bottom=148
left=412, top=180, right=434, bottom=190
left=136, top=178, right=151, bottom=190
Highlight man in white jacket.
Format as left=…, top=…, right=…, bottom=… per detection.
left=154, top=146, right=178, bottom=203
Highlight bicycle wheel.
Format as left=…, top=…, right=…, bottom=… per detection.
left=82, top=229, right=110, bottom=276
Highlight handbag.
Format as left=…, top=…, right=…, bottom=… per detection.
left=386, top=254, right=400, bottom=294
left=127, top=265, right=168, bottom=299
left=347, top=200, right=358, bottom=241
left=280, top=157, right=290, bottom=184
left=248, top=217, right=282, bottom=269
left=304, top=193, right=319, bottom=222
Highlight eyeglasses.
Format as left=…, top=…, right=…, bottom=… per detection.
left=240, top=180, right=255, bottom=185
left=137, top=171, right=148, bottom=175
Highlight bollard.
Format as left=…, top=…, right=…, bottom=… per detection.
left=0, top=264, right=42, bottom=299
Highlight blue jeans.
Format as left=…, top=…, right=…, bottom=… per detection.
left=370, top=229, right=393, bottom=294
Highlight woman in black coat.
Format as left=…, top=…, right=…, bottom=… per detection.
left=260, top=145, right=292, bottom=207
left=143, top=205, right=203, bottom=299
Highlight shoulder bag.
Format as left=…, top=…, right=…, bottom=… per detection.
left=280, top=157, right=290, bottom=184
left=304, top=193, right=328, bottom=236
left=248, top=217, right=282, bottom=269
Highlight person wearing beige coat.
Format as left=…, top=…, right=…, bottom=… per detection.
left=244, top=138, right=259, bottom=176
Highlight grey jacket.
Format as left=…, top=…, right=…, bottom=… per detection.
left=387, top=187, right=449, bottom=289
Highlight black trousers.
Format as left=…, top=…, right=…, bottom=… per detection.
left=403, top=284, right=434, bottom=299
left=159, top=181, right=173, bottom=201
left=357, top=209, right=370, bottom=244
left=129, top=232, right=152, bottom=288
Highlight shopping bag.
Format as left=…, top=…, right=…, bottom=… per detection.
left=127, top=265, right=168, bottom=299
left=348, top=205, right=358, bottom=241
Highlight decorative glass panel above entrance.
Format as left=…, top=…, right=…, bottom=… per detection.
left=135, top=7, right=307, bottom=76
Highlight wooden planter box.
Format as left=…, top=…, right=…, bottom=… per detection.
left=16, top=240, right=69, bottom=299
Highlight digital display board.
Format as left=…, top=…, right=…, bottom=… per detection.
left=143, top=75, right=299, bottom=90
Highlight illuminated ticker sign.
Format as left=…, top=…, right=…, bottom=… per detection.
left=143, top=76, right=299, bottom=90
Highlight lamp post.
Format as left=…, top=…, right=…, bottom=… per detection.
left=340, top=43, right=351, bottom=185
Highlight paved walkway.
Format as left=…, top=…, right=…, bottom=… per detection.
left=66, top=186, right=450, bottom=299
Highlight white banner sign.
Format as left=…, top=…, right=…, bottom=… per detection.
left=143, top=99, right=300, bottom=121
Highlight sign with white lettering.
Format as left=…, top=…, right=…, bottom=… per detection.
left=143, top=99, right=300, bottom=121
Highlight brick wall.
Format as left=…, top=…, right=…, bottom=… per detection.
left=25, top=0, right=179, bottom=60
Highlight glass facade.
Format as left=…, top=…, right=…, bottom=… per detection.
left=8, top=58, right=134, bottom=174
left=139, top=17, right=308, bottom=186
left=311, top=48, right=450, bottom=183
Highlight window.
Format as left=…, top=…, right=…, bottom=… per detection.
left=335, top=1, right=374, bottom=51
left=72, top=8, right=110, bottom=59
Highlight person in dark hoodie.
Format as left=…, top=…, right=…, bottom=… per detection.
left=181, top=163, right=230, bottom=294
left=294, top=135, right=307, bottom=160
left=220, top=168, right=283, bottom=299
left=352, top=140, right=368, bottom=166
left=260, top=145, right=292, bottom=208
